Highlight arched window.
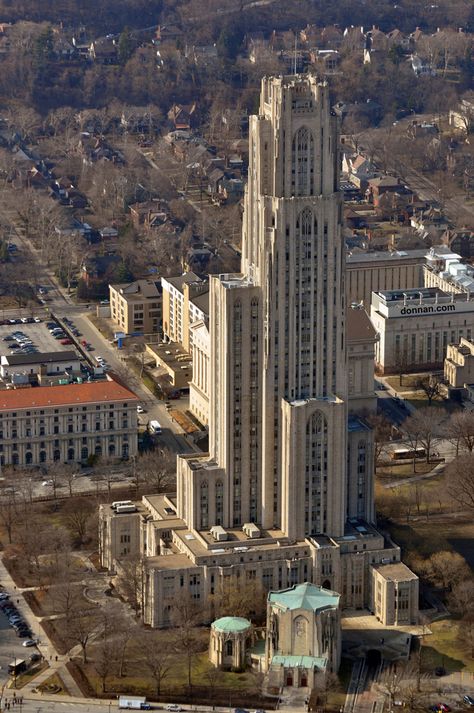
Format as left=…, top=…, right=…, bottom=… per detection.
left=121, top=444, right=129, bottom=458
left=25, top=451, right=33, bottom=465
left=12, top=453, right=19, bottom=466
left=215, top=480, right=223, bottom=525
left=81, top=447, right=89, bottom=461
left=39, top=450, right=46, bottom=463
left=94, top=445, right=102, bottom=457
left=108, top=443, right=116, bottom=456
left=200, top=480, right=209, bottom=529
left=225, top=639, right=233, bottom=656
left=292, top=126, right=314, bottom=196
left=53, top=449, right=61, bottom=461
left=67, top=448, right=75, bottom=461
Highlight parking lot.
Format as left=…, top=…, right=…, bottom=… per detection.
left=0, top=319, right=82, bottom=357
left=0, top=594, right=39, bottom=684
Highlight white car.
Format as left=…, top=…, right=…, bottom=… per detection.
left=137, top=405, right=145, bottom=413
left=42, top=480, right=53, bottom=487
left=22, top=639, right=36, bottom=647
left=166, top=706, right=182, bottom=712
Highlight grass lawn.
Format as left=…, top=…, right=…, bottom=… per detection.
left=376, top=461, right=434, bottom=481
left=421, top=618, right=474, bottom=674
left=82, top=630, right=263, bottom=702
left=14, top=662, right=49, bottom=689
left=388, top=518, right=474, bottom=567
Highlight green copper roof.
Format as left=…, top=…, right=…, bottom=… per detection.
left=271, top=655, right=328, bottom=670
left=212, top=616, right=252, bottom=633
left=268, top=582, right=340, bottom=613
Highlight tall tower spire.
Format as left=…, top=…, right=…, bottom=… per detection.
left=204, top=75, right=350, bottom=539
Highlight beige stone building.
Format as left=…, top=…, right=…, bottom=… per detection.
left=0, top=377, right=138, bottom=468
left=346, top=249, right=427, bottom=308
left=265, top=583, right=341, bottom=688
left=100, top=75, right=417, bottom=636
left=371, top=287, right=474, bottom=374
left=209, top=617, right=252, bottom=670
left=161, top=273, right=208, bottom=352
left=444, top=338, right=474, bottom=395
left=371, top=563, right=419, bottom=626
left=109, top=279, right=162, bottom=335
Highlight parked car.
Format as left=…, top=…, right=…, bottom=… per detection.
left=22, top=639, right=36, bottom=647
left=60, top=339, right=72, bottom=345
left=166, top=706, right=182, bottom=712
left=29, top=653, right=41, bottom=662
left=464, top=696, right=474, bottom=706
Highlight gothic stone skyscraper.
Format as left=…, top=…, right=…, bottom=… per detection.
left=100, top=75, right=418, bottom=630
left=180, top=74, right=369, bottom=537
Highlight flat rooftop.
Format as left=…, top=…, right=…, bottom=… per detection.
left=346, top=249, right=427, bottom=265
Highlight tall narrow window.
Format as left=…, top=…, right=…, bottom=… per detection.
left=292, top=126, right=314, bottom=196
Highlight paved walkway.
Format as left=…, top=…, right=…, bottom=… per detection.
left=382, top=460, right=446, bottom=489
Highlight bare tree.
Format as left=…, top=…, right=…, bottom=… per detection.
left=62, top=497, right=95, bottom=546
left=366, top=413, right=392, bottom=468
left=143, top=632, right=173, bottom=695
left=446, top=410, right=474, bottom=456
left=210, top=575, right=266, bottom=622
left=116, top=552, right=146, bottom=617
left=447, top=578, right=474, bottom=619
left=67, top=609, right=99, bottom=664
left=419, top=550, right=470, bottom=591
left=94, top=607, right=119, bottom=692
left=416, top=374, right=443, bottom=406
left=0, top=486, right=18, bottom=544
left=139, top=449, right=176, bottom=493
left=458, top=617, right=474, bottom=659
left=446, top=454, right=474, bottom=510
left=401, top=408, right=443, bottom=464
left=171, top=594, right=204, bottom=689
left=116, top=622, right=135, bottom=678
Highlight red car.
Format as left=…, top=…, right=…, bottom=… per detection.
left=81, top=340, right=88, bottom=346
left=60, top=338, right=72, bottom=345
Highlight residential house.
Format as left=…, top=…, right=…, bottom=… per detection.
left=367, top=176, right=410, bottom=207
left=185, top=45, right=218, bottom=65
left=411, top=54, right=435, bottom=76
left=342, top=153, right=377, bottom=189
left=99, top=226, right=119, bottom=242
left=167, top=103, right=198, bottom=131
left=310, top=49, right=340, bottom=74
left=410, top=206, right=449, bottom=243
left=89, top=38, right=118, bottom=64
left=449, top=97, right=474, bottom=134
left=81, top=254, right=122, bottom=287
left=442, top=228, right=474, bottom=259
left=386, top=28, right=411, bottom=51
left=129, top=201, right=168, bottom=231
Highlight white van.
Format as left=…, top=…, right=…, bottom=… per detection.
left=149, top=420, right=162, bottom=435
